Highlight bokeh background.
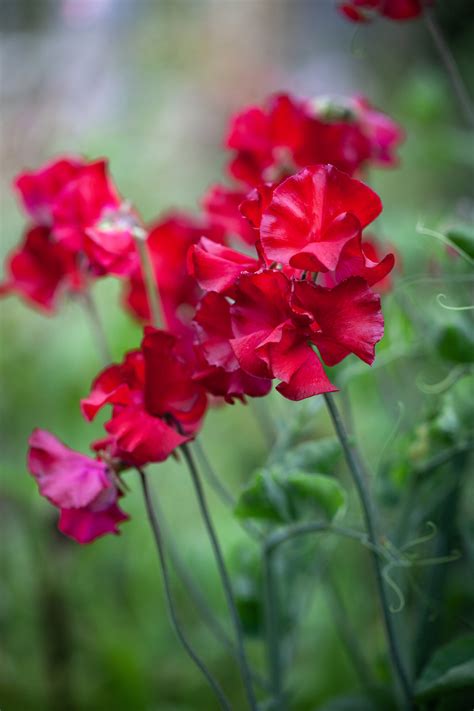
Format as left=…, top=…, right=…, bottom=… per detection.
left=1, top=1, right=473, bottom=710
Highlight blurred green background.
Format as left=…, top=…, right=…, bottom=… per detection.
left=1, top=1, right=473, bottom=709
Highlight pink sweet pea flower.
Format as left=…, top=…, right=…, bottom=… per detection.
left=28, top=429, right=128, bottom=544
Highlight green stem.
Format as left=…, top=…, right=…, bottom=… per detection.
left=180, top=443, right=258, bottom=711
left=134, top=234, right=164, bottom=328
left=262, top=522, right=382, bottom=709
left=192, top=440, right=263, bottom=542
left=262, top=544, right=284, bottom=711
left=80, top=289, right=112, bottom=364
left=323, top=393, right=412, bottom=709
left=325, top=567, right=375, bottom=690
left=153, top=492, right=269, bottom=693
left=424, top=7, right=474, bottom=129
left=138, top=469, right=231, bottom=710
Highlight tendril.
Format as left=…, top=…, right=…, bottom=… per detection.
left=416, top=222, right=474, bottom=267
left=382, top=563, right=406, bottom=613
left=406, top=549, right=462, bottom=567
left=436, top=293, right=474, bottom=311
left=416, top=365, right=468, bottom=395
left=374, top=401, right=405, bottom=476
left=401, top=521, right=437, bottom=552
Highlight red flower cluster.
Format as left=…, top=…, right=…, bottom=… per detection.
left=82, top=328, right=207, bottom=466
left=9, top=91, right=398, bottom=542
left=1, top=157, right=139, bottom=312
left=225, top=92, right=403, bottom=185
left=339, top=0, right=428, bottom=22
left=190, top=164, right=391, bottom=401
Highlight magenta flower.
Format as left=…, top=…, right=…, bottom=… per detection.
left=28, top=429, right=128, bottom=543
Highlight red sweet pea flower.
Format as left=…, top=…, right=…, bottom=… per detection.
left=339, top=0, right=427, bottom=22
left=322, top=234, right=395, bottom=289
left=228, top=269, right=385, bottom=400
left=291, top=277, right=385, bottom=366
left=352, top=97, right=404, bottom=166
left=0, top=225, right=83, bottom=312
left=28, top=429, right=128, bottom=544
left=259, top=164, right=382, bottom=272
left=81, top=350, right=145, bottom=421
left=188, top=236, right=260, bottom=295
left=15, top=156, right=85, bottom=224
left=361, top=236, right=397, bottom=291
left=13, top=156, right=139, bottom=282
left=225, top=93, right=403, bottom=185
left=123, top=213, right=222, bottom=334
left=229, top=270, right=337, bottom=399
left=202, top=184, right=257, bottom=246
left=51, top=159, right=120, bottom=250
left=192, top=292, right=272, bottom=402
left=82, top=328, right=207, bottom=466
left=83, top=202, right=141, bottom=277
left=226, top=94, right=311, bottom=186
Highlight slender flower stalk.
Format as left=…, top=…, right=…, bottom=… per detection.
left=192, top=440, right=263, bottom=542
left=80, top=289, right=112, bottom=364
left=180, top=442, right=259, bottom=711
left=133, top=226, right=164, bottom=328
left=323, top=393, right=412, bottom=709
left=324, top=567, right=375, bottom=690
left=424, top=7, right=474, bottom=129
left=138, top=468, right=231, bottom=710
left=132, top=215, right=260, bottom=705
left=152, top=491, right=270, bottom=693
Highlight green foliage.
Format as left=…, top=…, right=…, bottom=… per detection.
left=415, top=635, right=474, bottom=700
left=445, top=225, right=474, bottom=260
left=234, top=469, right=293, bottom=524
left=436, top=323, right=474, bottom=364
left=234, top=467, right=346, bottom=525
left=231, top=543, right=263, bottom=637
left=278, top=437, right=342, bottom=473
left=317, top=691, right=397, bottom=711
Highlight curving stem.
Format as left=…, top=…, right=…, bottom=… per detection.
left=424, top=6, right=474, bottom=129
left=323, top=393, right=412, bottom=709
left=138, top=468, right=231, bottom=710
left=180, top=442, right=258, bottom=711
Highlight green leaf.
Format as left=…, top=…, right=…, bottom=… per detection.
left=415, top=635, right=474, bottom=700
left=230, top=543, right=263, bottom=637
left=437, top=324, right=474, bottom=364
left=234, top=469, right=291, bottom=523
left=280, top=437, right=342, bottom=474
left=286, top=472, right=346, bottom=521
left=446, top=225, right=474, bottom=260
left=317, top=692, right=397, bottom=711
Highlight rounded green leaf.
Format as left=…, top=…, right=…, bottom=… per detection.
left=446, top=226, right=474, bottom=260
left=234, top=469, right=291, bottom=523
left=415, top=635, right=474, bottom=700
left=286, top=472, right=346, bottom=521
left=437, top=324, right=474, bottom=364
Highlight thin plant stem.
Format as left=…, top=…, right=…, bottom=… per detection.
left=262, top=544, right=284, bottom=711
left=134, top=233, right=164, bottom=328
left=193, top=439, right=236, bottom=509
left=424, top=7, right=474, bottom=129
left=323, top=393, right=412, bottom=709
left=192, top=440, right=263, bottom=542
left=180, top=443, right=258, bottom=711
left=80, top=289, right=112, bottom=364
left=324, top=567, right=375, bottom=690
left=250, top=399, right=275, bottom=447
left=262, top=522, right=382, bottom=709
left=152, top=492, right=269, bottom=693
left=138, top=468, right=231, bottom=710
